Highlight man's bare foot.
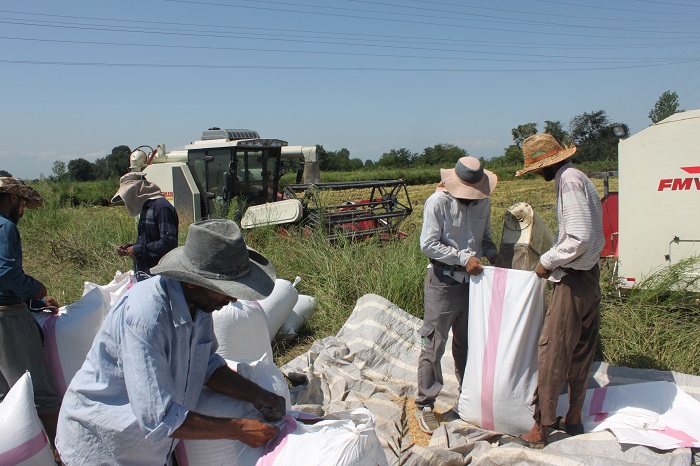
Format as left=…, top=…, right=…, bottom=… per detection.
left=521, top=421, right=548, bottom=444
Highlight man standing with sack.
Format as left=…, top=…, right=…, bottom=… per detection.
left=516, top=134, right=605, bottom=448
left=415, top=157, right=498, bottom=434
left=112, top=172, right=178, bottom=280
left=56, top=220, right=286, bottom=465
left=0, top=178, right=62, bottom=455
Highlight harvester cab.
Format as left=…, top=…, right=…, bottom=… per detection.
left=129, top=128, right=412, bottom=240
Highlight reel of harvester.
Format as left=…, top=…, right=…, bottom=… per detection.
left=282, top=180, right=413, bottom=241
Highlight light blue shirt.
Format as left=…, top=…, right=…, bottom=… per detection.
left=420, top=190, right=497, bottom=282
left=56, top=276, right=226, bottom=465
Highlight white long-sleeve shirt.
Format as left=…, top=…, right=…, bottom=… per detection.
left=540, top=163, right=605, bottom=281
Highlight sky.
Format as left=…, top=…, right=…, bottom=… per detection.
left=2, top=0, right=700, bottom=179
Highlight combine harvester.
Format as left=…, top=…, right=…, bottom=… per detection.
left=128, top=128, right=412, bottom=240
left=592, top=111, right=700, bottom=289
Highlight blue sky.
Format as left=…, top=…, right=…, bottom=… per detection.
left=2, top=0, right=700, bottom=179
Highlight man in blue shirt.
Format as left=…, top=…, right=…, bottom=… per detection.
left=57, top=219, right=286, bottom=465
left=112, top=172, right=179, bottom=280
left=0, top=177, right=62, bottom=452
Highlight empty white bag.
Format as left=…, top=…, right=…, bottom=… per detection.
left=458, top=266, right=545, bottom=435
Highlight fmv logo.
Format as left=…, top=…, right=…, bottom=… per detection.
left=658, top=166, right=700, bottom=191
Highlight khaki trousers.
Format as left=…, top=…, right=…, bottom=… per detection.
left=533, top=265, right=601, bottom=426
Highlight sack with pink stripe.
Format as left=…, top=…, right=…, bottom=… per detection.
left=177, top=408, right=386, bottom=466
left=458, top=266, right=545, bottom=435
left=32, top=288, right=106, bottom=396
left=0, top=372, right=55, bottom=466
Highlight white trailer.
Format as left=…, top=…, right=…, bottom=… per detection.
left=617, top=110, right=700, bottom=285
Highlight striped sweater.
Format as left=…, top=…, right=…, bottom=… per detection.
left=540, top=163, right=605, bottom=281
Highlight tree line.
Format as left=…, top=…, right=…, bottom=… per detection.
left=37, top=91, right=682, bottom=181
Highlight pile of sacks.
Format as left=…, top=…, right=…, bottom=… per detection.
left=3, top=272, right=384, bottom=466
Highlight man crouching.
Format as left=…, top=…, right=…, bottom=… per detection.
left=56, top=220, right=286, bottom=465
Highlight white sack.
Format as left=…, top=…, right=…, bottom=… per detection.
left=83, top=270, right=134, bottom=311
left=176, top=355, right=292, bottom=466
left=556, top=380, right=700, bottom=450
left=0, top=373, right=55, bottom=466
left=279, top=294, right=317, bottom=339
left=32, top=288, right=106, bottom=395
left=256, top=408, right=387, bottom=466
left=213, top=301, right=274, bottom=362
left=253, top=279, right=298, bottom=340
left=458, top=266, right=545, bottom=435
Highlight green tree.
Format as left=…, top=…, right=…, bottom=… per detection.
left=68, top=158, right=96, bottom=181
left=511, top=123, right=538, bottom=148
left=377, top=148, right=417, bottom=168
left=417, top=144, right=467, bottom=167
left=649, top=91, right=683, bottom=124
left=106, top=145, right=131, bottom=177
left=92, top=157, right=111, bottom=180
left=487, top=145, right=522, bottom=167
left=0, top=170, right=12, bottom=177
left=327, top=148, right=352, bottom=171
left=544, top=120, right=569, bottom=145
left=569, top=110, right=624, bottom=163
left=348, top=158, right=364, bottom=171
left=51, top=160, right=67, bottom=180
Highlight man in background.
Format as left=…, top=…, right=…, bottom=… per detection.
left=415, top=157, right=498, bottom=434
left=0, top=177, right=62, bottom=454
left=112, top=172, right=178, bottom=280
left=516, top=133, right=605, bottom=448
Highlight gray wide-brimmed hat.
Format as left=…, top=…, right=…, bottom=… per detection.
left=438, top=156, right=497, bottom=200
left=151, top=219, right=276, bottom=301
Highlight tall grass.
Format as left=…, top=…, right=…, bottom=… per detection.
left=17, top=178, right=698, bottom=375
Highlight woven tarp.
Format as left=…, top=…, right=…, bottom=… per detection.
left=281, top=294, right=700, bottom=465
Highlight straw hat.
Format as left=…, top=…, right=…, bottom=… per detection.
left=0, top=177, right=43, bottom=208
left=438, top=157, right=497, bottom=200
left=516, top=133, right=577, bottom=177
left=151, top=219, right=276, bottom=301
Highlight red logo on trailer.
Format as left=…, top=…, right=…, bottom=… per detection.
left=657, top=166, right=700, bottom=191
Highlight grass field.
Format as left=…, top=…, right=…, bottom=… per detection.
left=19, top=176, right=700, bottom=375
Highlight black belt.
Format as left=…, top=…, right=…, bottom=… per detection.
left=561, top=263, right=599, bottom=274
left=430, top=259, right=460, bottom=272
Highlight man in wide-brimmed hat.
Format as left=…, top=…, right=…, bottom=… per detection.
left=0, top=178, right=63, bottom=457
left=111, top=172, right=178, bottom=280
left=56, top=219, right=287, bottom=465
left=515, top=134, right=605, bottom=448
left=415, top=157, right=498, bottom=434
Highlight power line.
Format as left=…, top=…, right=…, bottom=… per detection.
left=0, top=57, right=696, bottom=72
left=2, top=35, right=690, bottom=63
left=159, top=0, right=700, bottom=38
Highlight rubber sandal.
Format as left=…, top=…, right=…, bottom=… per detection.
left=553, top=416, right=584, bottom=436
